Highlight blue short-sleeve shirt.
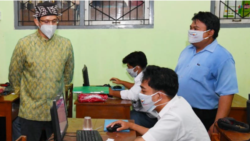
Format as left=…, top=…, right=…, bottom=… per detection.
left=175, top=40, right=238, bottom=109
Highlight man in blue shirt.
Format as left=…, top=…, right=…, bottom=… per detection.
left=175, top=12, right=238, bottom=136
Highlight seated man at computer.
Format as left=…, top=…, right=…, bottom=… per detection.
left=109, top=51, right=157, bottom=128
left=107, top=65, right=210, bottom=141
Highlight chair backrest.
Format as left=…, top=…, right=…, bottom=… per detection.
left=65, top=83, right=73, bottom=117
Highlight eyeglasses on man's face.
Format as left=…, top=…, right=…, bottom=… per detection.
left=40, top=19, right=59, bottom=25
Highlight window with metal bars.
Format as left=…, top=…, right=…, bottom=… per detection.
left=14, top=0, right=154, bottom=29
left=211, top=0, right=250, bottom=27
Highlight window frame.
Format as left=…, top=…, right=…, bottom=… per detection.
left=211, top=1, right=250, bottom=28
left=14, top=1, right=154, bottom=30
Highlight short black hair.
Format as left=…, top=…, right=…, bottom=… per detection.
left=192, top=11, right=220, bottom=39
left=142, top=65, right=179, bottom=98
left=122, top=51, right=147, bottom=69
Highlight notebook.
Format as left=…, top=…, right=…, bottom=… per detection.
left=73, top=86, right=109, bottom=94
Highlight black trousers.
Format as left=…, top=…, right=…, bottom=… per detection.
left=0, top=117, right=6, bottom=141
left=19, top=117, right=53, bottom=141
left=192, top=108, right=218, bottom=131
left=130, top=110, right=158, bottom=128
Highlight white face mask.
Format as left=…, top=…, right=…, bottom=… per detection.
left=188, top=30, right=210, bottom=43
left=39, top=25, right=57, bottom=39
left=139, top=92, right=163, bottom=112
left=126, top=66, right=138, bottom=78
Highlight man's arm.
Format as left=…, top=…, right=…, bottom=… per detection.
left=134, top=137, right=145, bottom=141
left=64, top=41, right=74, bottom=85
left=109, top=88, right=121, bottom=98
left=209, top=58, right=238, bottom=135
left=110, top=77, right=134, bottom=89
left=8, top=40, right=24, bottom=95
left=208, top=94, right=234, bottom=135
left=107, top=120, right=149, bottom=135
left=120, top=81, right=134, bottom=89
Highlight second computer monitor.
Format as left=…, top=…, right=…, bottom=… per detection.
left=82, top=65, right=90, bottom=86
left=51, top=94, right=68, bottom=141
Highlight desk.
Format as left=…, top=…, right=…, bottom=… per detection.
left=75, top=98, right=132, bottom=119
left=213, top=94, right=249, bottom=141
left=230, top=94, right=247, bottom=123
left=0, top=94, right=19, bottom=141
left=215, top=123, right=250, bottom=141
left=52, top=118, right=136, bottom=141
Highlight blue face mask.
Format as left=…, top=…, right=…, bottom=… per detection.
left=126, top=66, right=138, bottom=78
left=139, top=92, right=162, bottom=112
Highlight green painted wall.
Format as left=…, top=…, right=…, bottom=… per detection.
left=1, top=1, right=249, bottom=106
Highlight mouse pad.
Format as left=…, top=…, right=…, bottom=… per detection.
left=111, top=86, right=125, bottom=91
left=104, top=119, right=130, bottom=132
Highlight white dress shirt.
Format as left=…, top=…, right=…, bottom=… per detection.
left=120, top=72, right=143, bottom=101
left=142, top=96, right=210, bottom=141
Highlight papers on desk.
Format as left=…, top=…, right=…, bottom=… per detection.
left=104, top=119, right=130, bottom=132
left=73, top=86, right=109, bottom=94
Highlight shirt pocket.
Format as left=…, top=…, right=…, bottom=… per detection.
left=190, top=64, right=210, bottom=83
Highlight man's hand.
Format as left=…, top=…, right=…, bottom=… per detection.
left=208, top=95, right=234, bottom=137
left=208, top=123, right=218, bottom=137
left=109, top=88, right=121, bottom=98
left=107, top=120, right=131, bottom=132
left=110, top=78, right=123, bottom=84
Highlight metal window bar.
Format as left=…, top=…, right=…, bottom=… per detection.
left=18, top=1, right=79, bottom=26
left=85, top=0, right=149, bottom=25
left=219, top=0, right=250, bottom=19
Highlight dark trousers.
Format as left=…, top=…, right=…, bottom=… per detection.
left=12, top=117, right=21, bottom=141
left=130, top=110, right=158, bottom=128
left=0, top=117, right=6, bottom=141
left=19, top=117, right=53, bottom=141
left=192, top=108, right=218, bottom=130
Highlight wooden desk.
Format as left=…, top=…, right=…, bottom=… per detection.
left=75, top=98, right=132, bottom=119
left=215, top=123, right=250, bottom=141
left=52, top=118, right=136, bottom=141
left=213, top=94, right=249, bottom=141
left=230, top=94, right=247, bottom=123
left=0, top=94, right=20, bottom=141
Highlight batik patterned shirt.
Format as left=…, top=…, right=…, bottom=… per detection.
left=9, top=31, right=74, bottom=121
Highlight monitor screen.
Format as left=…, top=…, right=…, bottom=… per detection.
left=82, top=65, right=90, bottom=86
left=51, top=95, right=68, bottom=141
left=56, top=97, right=67, bottom=134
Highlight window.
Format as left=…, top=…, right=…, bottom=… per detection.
left=14, top=0, right=154, bottom=29
left=211, top=0, right=250, bottom=28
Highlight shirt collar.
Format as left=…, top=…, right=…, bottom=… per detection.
left=158, top=95, right=178, bottom=118
left=188, top=39, right=218, bottom=53
left=134, top=71, right=143, bottom=82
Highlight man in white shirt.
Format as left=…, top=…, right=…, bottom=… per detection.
left=108, top=65, right=210, bottom=141
left=109, top=51, right=157, bottom=128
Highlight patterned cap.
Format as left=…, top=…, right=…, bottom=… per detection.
left=34, top=2, right=59, bottom=18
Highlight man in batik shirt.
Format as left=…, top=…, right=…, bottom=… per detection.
left=9, top=2, right=74, bottom=141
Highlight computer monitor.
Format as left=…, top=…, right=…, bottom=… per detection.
left=51, top=94, right=68, bottom=141
left=82, top=65, right=90, bottom=86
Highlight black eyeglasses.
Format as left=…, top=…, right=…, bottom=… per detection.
left=40, top=19, right=59, bottom=25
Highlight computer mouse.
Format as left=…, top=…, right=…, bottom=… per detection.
left=106, top=124, right=121, bottom=132
left=113, top=86, right=122, bottom=89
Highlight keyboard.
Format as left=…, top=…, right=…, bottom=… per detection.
left=76, top=130, right=103, bottom=141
